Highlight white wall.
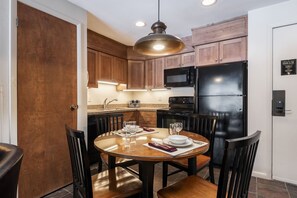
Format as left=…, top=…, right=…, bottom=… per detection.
left=248, top=0, right=297, bottom=179
left=0, top=0, right=88, bottom=144
left=87, top=86, right=194, bottom=105
left=0, top=0, right=16, bottom=143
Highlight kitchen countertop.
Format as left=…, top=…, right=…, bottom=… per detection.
left=87, top=107, right=167, bottom=115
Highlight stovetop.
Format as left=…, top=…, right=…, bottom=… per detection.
left=159, top=96, right=194, bottom=114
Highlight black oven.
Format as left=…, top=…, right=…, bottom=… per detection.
left=157, top=110, right=191, bottom=129
left=157, top=96, right=194, bottom=129
left=164, top=66, right=196, bottom=87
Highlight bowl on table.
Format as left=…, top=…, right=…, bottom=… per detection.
left=168, top=135, right=188, bottom=145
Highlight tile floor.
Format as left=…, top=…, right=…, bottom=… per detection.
left=43, top=163, right=297, bottom=198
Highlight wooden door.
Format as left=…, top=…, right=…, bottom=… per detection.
left=165, top=54, right=181, bottom=69
left=145, top=59, right=155, bottom=89
left=127, top=60, right=145, bottom=89
left=181, top=52, right=195, bottom=67
left=154, top=58, right=165, bottom=88
left=112, top=57, right=127, bottom=84
left=87, top=48, right=98, bottom=88
left=98, top=52, right=113, bottom=81
left=195, top=42, right=219, bottom=66
left=219, top=37, right=247, bottom=63
left=17, top=3, right=77, bottom=197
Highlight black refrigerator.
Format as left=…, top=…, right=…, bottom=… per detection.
left=197, top=61, right=247, bottom=165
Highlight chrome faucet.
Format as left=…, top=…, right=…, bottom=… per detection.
left=103, top=98, right=118, bottom=110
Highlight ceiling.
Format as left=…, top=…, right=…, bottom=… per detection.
left=68, top=0, right=288, bottom=46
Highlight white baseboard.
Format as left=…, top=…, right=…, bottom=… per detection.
left=252, top=171, right=271, bottom=179
left=273, top=176, right=297, bottom=185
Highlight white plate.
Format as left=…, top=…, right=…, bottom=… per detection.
left=163, top=138, right=193, bottom=147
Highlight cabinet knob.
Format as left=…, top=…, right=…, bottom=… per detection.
left=215, top=59, right=218, bottom=62
left=220, top=58, right=223, bottom=61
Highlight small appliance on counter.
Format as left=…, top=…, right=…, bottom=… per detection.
left=129, top=100, right=140, bottom=108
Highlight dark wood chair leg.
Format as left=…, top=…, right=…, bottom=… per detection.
left=162, top=162, right=169, bottom=187
left=209, top=161, right=215, bottom=184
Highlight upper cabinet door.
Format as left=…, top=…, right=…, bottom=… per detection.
left=145, top=59, right=155, bottom=89
left=87, top=48, right=98, bottom=88
left=127, top=60, right=145, bottom=89
left=181, top=52, right=195, bottom=67
left=98, top=52, right=113, bottom=81
left=219, top=37, right=247, bottom=63
left=112, top=57, right=127, bottom=84
left=154, top=57, right=165, bottom=88
left=195, top=43, right=219, bottom=66
left=165, top=55, right=181, bottom=69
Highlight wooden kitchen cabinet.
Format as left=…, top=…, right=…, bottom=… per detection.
left=87, top=48, right=98, bottom=88
left=123, top=111, right=138, bottom=123
left=219, top=37, right=247, bottom=64
left=164, top=52, right=195, bottom=69
left=154, top=57, right=165, bottom=88
left=165, top=55, right=181, bottom=69
left=98, top=52, right=113, bottom=81
left=195, top=43, right=219, bottom=66
left=112, top=57, right=127, bottom=84
left=195, top=37, right=247, bottom=66
left=127, top=60, right=145, bottom=89
left=145, top=58, right=165, bottom=89
left=145, top=59, right=154, bottom=89
left=181, top=52, right=195, bottom=67
left=138, top=111, right=157, bottom=128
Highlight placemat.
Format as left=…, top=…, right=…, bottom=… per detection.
left=143, top=140, right=208, bottom=156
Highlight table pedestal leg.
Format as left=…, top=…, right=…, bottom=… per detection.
left=108, top=155, right=116, bottom=169
left=188, top=157, right=197, bottom=176
left=139, top=162, right=156, bottom=198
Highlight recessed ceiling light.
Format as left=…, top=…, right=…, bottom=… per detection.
left=201, top=0, right=217, bottom=6
left=135, top=21, right=146, bottom=27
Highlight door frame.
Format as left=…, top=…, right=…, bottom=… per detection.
left=8, top=0, right=87, bottom=144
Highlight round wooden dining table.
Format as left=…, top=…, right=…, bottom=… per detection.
left=94, top=128, right=209, bottom=198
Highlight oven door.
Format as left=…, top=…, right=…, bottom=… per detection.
left=164, top=66, right=196, bottom=87
left=157, top=110, right=190, bottom=130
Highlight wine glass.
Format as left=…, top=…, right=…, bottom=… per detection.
left=123, top=121, right=136, bottom=146
left=174, top=122, right=183, bottom=135
left=169, top=123, right=177, bottom=135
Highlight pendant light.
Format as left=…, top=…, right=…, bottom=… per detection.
left=133, top=0, right=185, bottom=56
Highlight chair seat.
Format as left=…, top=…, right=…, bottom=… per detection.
left=172, top=154, right=210, bottom=170
left=92, top=167, right=142, bottom=198
left=157, top=175, right=217, bottom=198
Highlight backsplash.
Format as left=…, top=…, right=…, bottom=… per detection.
left=87, top=84, right=194, bottom=106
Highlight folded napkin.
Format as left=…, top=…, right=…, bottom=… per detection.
left=143, top=127, right=155, bottom=132
left=148, top=142, right=177, bottom=152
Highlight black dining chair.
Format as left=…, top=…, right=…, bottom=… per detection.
left=89, top=113, right=138, bottom=174
left=65, top=125, right=142, bottom=198
left=158, top=130, right=261, bottom=198
left=0, top=143, right=23, bottom=198
left=162, top=114, right=217, bottom=187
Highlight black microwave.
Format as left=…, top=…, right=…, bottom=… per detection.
left=164, top=66, right=196, bottom=87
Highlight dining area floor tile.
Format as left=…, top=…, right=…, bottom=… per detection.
left=44, top=162, right=297, bottom=198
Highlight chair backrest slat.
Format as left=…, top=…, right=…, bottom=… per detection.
left=217, top=130, right=261, bottom=198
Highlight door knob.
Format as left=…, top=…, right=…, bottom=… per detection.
left=70, top=104, right=78, bottom=111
